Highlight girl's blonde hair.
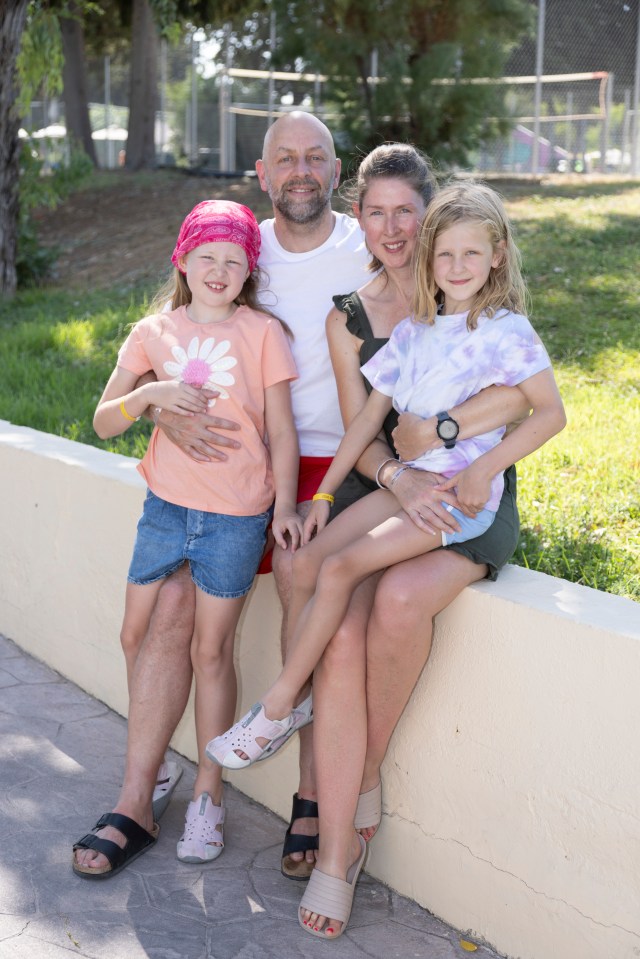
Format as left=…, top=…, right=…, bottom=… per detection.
left=413, top=180, right=528, bottom=330
left=148, top=260, right=292, bottom=337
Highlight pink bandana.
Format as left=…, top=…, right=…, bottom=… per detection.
left=171, top=200, right=261, bottom=274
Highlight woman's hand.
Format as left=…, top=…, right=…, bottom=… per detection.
left=392, top=412, right=434, bottom=460
left=272, top=509, right=304, bottom=552
left=302, top=500, right=331, bottom=544
left=435, top=461, right=491, bottom=518
left=156, top=391, right=241, bottom=464
left=390, top=467, right=462, bottom=535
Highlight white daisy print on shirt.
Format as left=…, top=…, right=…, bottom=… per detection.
left=164, top=336, right=237, bottom=405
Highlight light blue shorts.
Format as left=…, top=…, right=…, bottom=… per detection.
left=441, top=505, right=496, bottom=547
left=128, top=489, right=271, bottom=599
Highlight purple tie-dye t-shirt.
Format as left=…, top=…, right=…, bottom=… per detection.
left=361, top=309, right=550, bottom=511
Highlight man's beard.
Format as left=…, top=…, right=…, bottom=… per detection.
left=266, top=175, right=334, bottom=225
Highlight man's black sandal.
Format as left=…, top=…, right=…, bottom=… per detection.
left=281, top=793, right=319, bottom=881
left=72, top=812, right=159, bottom=879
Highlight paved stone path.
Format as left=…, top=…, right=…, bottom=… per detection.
left=0, top=633, right=505, bottom=959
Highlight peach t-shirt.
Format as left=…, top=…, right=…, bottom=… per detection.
left=117, top=305, right=298, bottom=515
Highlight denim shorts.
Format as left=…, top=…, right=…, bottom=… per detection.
left=128, top=489, right=271, bottom=599
left=334, top=465, right=518, bottom=582
left=441, top=505, right=496, bottom=547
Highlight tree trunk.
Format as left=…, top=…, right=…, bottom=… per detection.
left=0, top=0, right=30, bottom=297
left=60, top=3, right=98, bottom=166
left=125, top=0, right=158, bottom=170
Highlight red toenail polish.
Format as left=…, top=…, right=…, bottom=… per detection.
left=327, top=928, right=334, bottom=934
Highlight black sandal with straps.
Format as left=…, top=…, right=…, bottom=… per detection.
left=72, top=812, right=159, bottom=879
left=281, top=793, right=319, bottom=881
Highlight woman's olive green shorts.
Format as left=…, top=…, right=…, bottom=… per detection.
left=332, top=464, right=519, bottom=582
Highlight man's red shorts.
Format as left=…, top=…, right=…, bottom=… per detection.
left=256, top=455, right=332, bottom=575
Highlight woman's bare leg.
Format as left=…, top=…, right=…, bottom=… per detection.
left=361, top=550, right=487, bottom=807
left=300, top=551, right=487, bottom=934
left=299, top=574, right=380, bottom=936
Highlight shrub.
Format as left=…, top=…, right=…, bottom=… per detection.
left=17, top=141, right=93, bottom=287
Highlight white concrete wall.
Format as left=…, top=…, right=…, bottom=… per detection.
left=1, top=419, right=639, bottom=959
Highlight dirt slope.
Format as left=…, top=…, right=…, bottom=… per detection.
left=34, top=170, right=273, bottom=290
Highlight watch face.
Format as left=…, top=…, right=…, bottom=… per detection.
left=438, top=418, right=458, bottom=440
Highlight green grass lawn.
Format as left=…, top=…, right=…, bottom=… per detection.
left=1, top=174, right=638, bottom=601
left=505, top=181, right=639, bottom=599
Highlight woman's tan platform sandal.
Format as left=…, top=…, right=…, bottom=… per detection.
left=298, top=834, right=367, bottom=940
left=354, top=781, right=382, bottom=834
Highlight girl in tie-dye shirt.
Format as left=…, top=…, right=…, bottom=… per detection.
left=207, top=181, right=566, bottom=777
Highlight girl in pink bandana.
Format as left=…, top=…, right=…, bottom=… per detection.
left=90, top=200, right=302, bottom=869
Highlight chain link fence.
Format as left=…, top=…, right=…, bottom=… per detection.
left=25, top=0, right=640, bottom=177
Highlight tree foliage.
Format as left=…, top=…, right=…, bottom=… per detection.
left=271, top=0, right=534, bottom=166
left=15, top=2, right=65, bottom=115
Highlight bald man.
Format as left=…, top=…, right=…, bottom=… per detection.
left=72, top=112, right=369, bottom=878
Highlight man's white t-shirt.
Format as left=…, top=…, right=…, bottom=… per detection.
left=258, top=213, right=369, bottom=457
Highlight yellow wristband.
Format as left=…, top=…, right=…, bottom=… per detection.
left=119, top=400, right=139, bottom=423
left=312, top=492, right=335, bottom=505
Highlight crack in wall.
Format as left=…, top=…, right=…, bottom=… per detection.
left=386, top=811, right=640, bottom=940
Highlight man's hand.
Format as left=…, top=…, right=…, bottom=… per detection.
left=390, top=467, right=462, bottom=535
left=272, top=509, right=304, bottom=552
left=156, top=391, right=242, bottom=463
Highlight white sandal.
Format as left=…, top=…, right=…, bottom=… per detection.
left=256, top=692, right=313, bottom=762
left=177, top=793, right=225, bottom=863
left=152, top=760, right=183, bottom=820
left=205, top=702, right=295, bottom=769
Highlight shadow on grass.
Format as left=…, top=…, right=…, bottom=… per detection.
left=512, top=525, right=639, bottom=600
left=492, top=177, right=640, bottom=201
left=514, top=209, right=640, bottom=369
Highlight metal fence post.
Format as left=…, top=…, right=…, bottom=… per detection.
left=531, top=0, right=546, bottom=174
left=600, top=73, right=612, bottom=173
left=218, top=25, right=233, bottom=172
left=632, top=3, right=640, bottom=175
left=159, top=39, right=168, bottom=163
left=104, top=56, right=114, bottom=169
left=268, top=6, right=276, bottom=126
left=190, top=31, right=199, bottom=167
left=622, top=88, right=631, bottom=172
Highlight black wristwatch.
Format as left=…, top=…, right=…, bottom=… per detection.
left=436, top=411, right=460, bottom=449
